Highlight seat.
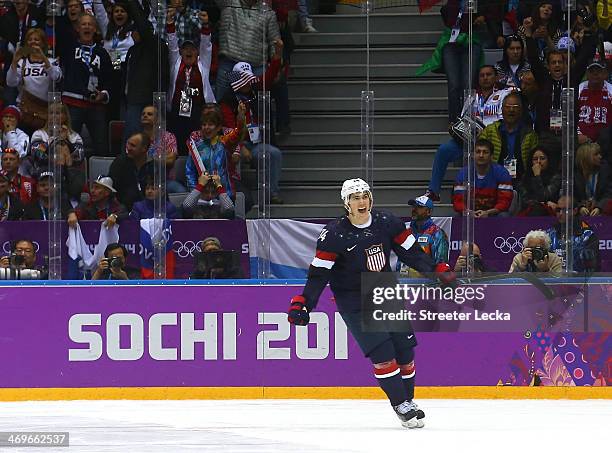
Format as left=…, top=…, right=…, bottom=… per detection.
left=484, top=49, right=503, bottom=66
left=174, top=156, right=188, bottom=186
left=108, top=120, right=126, bottom=156
left=88, top=156, right=114, bottom=182
left=168, top=192, right=189, bottom=210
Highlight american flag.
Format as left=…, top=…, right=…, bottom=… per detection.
left=228, top=70, right=257, bottom=92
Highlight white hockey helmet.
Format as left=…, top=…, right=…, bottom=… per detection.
left=341, top=178, right=373, bottom=212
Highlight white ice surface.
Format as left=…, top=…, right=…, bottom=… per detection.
left=0, top=399, right=609, bottom=453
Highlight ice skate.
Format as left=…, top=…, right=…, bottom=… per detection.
left=410, top=401, right=426, bottom=428
left=393, top=400, right=419, bottom=429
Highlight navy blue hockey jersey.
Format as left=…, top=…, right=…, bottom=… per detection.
left=302, top=210, right=435, bottom=312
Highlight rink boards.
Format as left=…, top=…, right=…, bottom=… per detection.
left=0, top=281, right=610, bottom=401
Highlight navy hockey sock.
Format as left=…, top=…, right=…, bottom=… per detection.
left=400, top=361, right=416, bottom=401
left=374, top=362, right=406, bottom=406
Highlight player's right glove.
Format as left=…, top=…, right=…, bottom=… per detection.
left=435, top=262, right=457, bottom=288
left=288, top=295, right=310, bottom=326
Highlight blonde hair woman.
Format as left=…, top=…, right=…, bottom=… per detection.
left=575, top=142, right=612, bottom=216
left=6, top=28, right=62, bottom=132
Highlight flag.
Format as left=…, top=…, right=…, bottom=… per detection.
left=65, top=223, right=119, bottom=279
left=139, top=218, right=175, bottom=279
left=417, top=0, right=443, bottom=13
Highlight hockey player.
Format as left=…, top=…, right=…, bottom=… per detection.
left=288, top=178, right=453, bottom=429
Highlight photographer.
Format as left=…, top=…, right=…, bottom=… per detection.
left=454, top=242, right=490, bottom=274
left=509, top=230, right=562, bottom=274
left=191, top=237, right=242, bottom=279
left=0, top=239, right=46, bottom=280
left=92, top=243, right=137, bottom=280
left=182, top=171, right=234, bottom=219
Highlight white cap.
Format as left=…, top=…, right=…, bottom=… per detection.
left=232, top=61, right=254, bottom=76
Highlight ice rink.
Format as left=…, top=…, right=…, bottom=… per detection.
left=0, top=399, right=610, bottom=452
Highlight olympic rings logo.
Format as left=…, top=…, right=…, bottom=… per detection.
left=2, top=241, right=41, bottom=254
left=172, top=240, right=203, bottom=258
left=493, top=236, right=525, bottom=254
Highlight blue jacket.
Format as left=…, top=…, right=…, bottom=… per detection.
left=129, top=199, right=180, bottom=221
left=396, top=218, right=449, bottom=275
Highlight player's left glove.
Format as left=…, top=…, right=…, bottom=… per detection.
left=288, top=295, right=310, bottom=326
left=435, top=263, right=457, bottom=288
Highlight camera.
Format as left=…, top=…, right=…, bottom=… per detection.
left=578, top=7, right=595, bottom=28
left=89, top=92, right=98, bottom=101
left=185, top=87, right=200, bottom=97
left=0, top=267, right=42, bottom=280
left=47, top=1, right=63, bottom=17
left=530, top=246, right=548, bottom=262
left=10, top=253, right=25, bottom=267
left=107, top=257, right=122, bottom=269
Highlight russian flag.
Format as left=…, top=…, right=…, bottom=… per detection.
left=140, top=218, right=175, bottom=279
left=417, top=0, right=442, bottom=13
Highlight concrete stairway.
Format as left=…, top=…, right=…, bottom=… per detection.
left=261, top=9, right=456, bottom=218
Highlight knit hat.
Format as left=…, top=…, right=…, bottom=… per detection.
left=201, top=236, right=222, bottom=251
left=1, top=105, right=20, bottom=121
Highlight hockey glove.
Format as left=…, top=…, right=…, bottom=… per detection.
left=288, top=295, right=310, bottom=326
left=435, top=263, right=457, bottom=288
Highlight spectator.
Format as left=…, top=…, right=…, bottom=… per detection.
left=425, top=65, right=510, bottom=201
left=53, top=0, right=85, bottom=59
left=109, top=132, right=154, bottom=211
left=200, top=102, right=254, bottom=213
left=159, top=0, right=203, bottom=43
left=416, top=0, right=484, bottom=123
left=22, top=171, right=71, bottom=220
left=185, top=103, right=246, bottom=198
left=509, top=230, right=563, bottom=274
left=519, top=70, right=539, bottom=126
left=191, top=236, right=243, bottom=279
left=123, top=0, right=169, bottom=140
left=0, top=148, right=34, bottom=204
left=67, top=175, right=127, bottom=226
left=296, top=0, right=317, bottom=32
left=167, top=8, right=215, bottom=155
left=478, top=92, right=539, bottom=182
left=214, top=0, right=281, bottom=100
left=140, top=105, right=185, bottom=193
left=0, top=0, right=43, bottom=46
left=1, top=105, right=30, bottom=163
left=547, top=195, right=601, bottom=272
left=452, top=138, right=514, bottom=217
left=0, top=239, right=46, bottom=279
left=454, top=242, right=490, bottom=274
left=92, top=243, right=138, bottom=280
left=517, top=2, right=562, bottom=61
left=597, top=0, right=612, bottom=31
left=6, top=28, right=62, bottom=133
left=574, top=142, right=612, bottom=215
left=577, top=60, right=612, bottom=143
left=182, top=172, right=235, bottom=219
left=93, top=0, right=136, bottom=122
left=518, top=146, right=562, bottom=216
left=0, top=171, right=23, bottom=220
left=61, top=12, right=113, bottom=157
left=396, top=196, right=449, bottom=277
left=129, top=175, right=180, bottom=220
left=30, top=103, right=85, bottom=185
left=495, top=34, right=531, bottom=89
left=222, top=54, right=284, bottom=203
left=524, top=15, right=596, bottom=134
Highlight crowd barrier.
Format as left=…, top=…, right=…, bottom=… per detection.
left=0, top=281, right=609, bottom=401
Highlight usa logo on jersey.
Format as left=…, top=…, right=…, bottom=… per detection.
left=365, top=243, right=385, bottom=272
